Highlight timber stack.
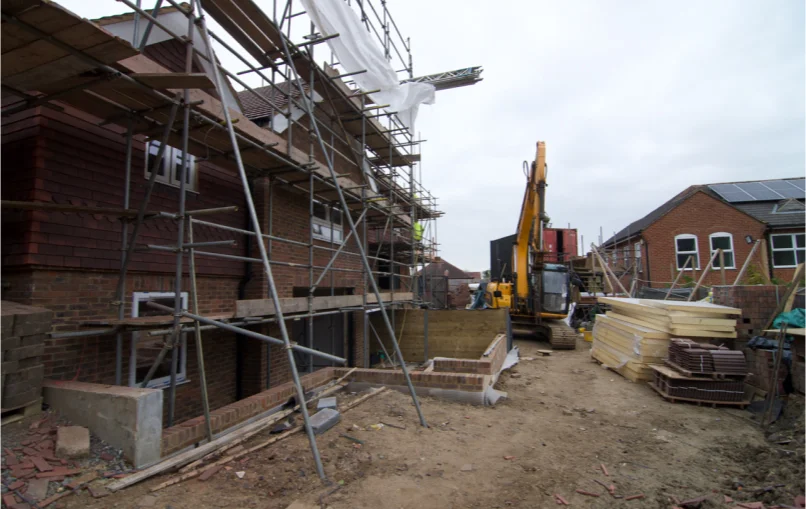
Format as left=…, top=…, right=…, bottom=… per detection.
left=590, top=297, right=743, bottom=384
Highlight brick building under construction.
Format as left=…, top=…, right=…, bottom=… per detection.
left=1, top=0, right=497, bottom=473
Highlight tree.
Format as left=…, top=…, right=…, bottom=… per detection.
left=482, top=269, right=491, bottom=280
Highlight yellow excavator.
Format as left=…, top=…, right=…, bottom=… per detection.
left=485, top=141, right=577, bottom=349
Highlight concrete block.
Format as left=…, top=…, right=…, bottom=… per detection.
left=316, top=397, right=337, bottom=410
left=7, top=344, right=44, bottom=361
left=26, top=478, right=49, bottom=501
left=2, top=387, right=39, bottom=409
left=1, top=314, right=14, bottom=338
left=20, top=334, right=46, bottom=347
left=2, top=335, right=21, bottom=351
left=4, top=365, right=44, bottom=385
left=309, top=408, right=340, bottom=435
left=43, top=380, right=163, bottom=468
left=57, top=426, right=90, bottom=458
left=3, top=378, right=43, bottom=399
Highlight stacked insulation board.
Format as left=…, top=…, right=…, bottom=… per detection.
left=590, top=297, right=741, bottom=382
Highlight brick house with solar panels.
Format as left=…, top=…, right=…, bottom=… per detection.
left=602, top=178, right=805, bottom=291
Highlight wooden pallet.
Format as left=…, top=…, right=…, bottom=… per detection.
left=664, top=359, right=746, bottom=380
left=1, top=398, right=42, bottom=426
left=649, top=382, right=749, bottom=409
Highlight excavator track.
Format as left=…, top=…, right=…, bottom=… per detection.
left=545, top=320, right=578, bottom=350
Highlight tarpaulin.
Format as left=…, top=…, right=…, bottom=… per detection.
left=300, top=0, right=435, bottom=129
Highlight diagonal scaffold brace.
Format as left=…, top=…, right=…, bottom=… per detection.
left=193, top=0, right=332, bottom=481
left=273, top=7, right=429, bottom=430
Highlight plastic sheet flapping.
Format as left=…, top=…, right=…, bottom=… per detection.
left=299, top=0, right=435, bottom=130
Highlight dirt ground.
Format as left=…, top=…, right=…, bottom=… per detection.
left=61, top=337, right=804, bottom=509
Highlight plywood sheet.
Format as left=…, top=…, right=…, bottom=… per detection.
left=643, top=300, right=741, bottom=316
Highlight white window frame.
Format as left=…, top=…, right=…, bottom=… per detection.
left=130, top=292, right=188, bottom=389
left=145, top=140, right=198, bottom=192
left=770, top=233, right=806, bottom=269
left=675, top=234, right=700, bottom=270
left=623, top=245, right=630, bottom=266
left=709, top=232, right=736, bottom=269
left=634, top=242, right=642, bottom=271
left=311, top=201, right=344, bottom=244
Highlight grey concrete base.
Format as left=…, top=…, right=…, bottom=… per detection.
left=42, top=380, right=162, bottom=468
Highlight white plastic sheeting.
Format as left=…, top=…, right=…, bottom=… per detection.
left=299, top=0, right=435, bottom=129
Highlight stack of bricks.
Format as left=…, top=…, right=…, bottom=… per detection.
left=712, top=285, right=786, bottom=340
left=1, top=301, right=52, bottom=411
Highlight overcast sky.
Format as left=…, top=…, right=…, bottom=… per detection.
left=60, top=0, right=805, bottom=273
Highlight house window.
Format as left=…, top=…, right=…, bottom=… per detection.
left=145, top=140, right=197, bottom=191
left=771, top=233, right=805, bottom=268
left=709, top=233, right=735, bottom=269
left=634, top=242, right=642, bottom=271
left=623, top=245, right=630, bottom=266
left=311, top=201, right=344, bottom=244
left=675, top=234, right=699, bottom=270
left=129, top=292, right=188, bottom=389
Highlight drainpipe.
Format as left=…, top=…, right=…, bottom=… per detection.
left=235, top=180, right=255, bottom=400
left=644, top=237, right=652, bottom=289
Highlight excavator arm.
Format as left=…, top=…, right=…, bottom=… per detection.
left=513, top=141, right=547, bottom=302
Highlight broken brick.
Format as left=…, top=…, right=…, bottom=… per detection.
left=2, top=493, right=19, bottom=507
left=88, top=486, right=110, bottom=499
left=65, top=471, right=98, bottom=490
left=7, top=480, right=25, bottom=491
left=30, top=456, right=53, bottom=472
left=6, top=454, right=19, bottom=466
left=35, top=468, right=81, bottom=478
left=22, top=447, right=39, bottom=456
left=36, top=440, right=54, bottom=451
left=198, top=465, right=223, bottom=481
left=10, top=467, right=34, bottom=478
left=99, top=452, right=114, bottom=462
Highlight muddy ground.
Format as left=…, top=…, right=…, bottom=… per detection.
left=59, top=338, right=804, bottom=509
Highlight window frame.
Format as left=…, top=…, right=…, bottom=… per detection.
left=770, top=233, right=806, bottom=269
left=311, top=201, right=344, bottom=244
left=634, top=242, right=642, bottom=271
left=622, top=245, right=630, bottom=266
left=674, top=234, right=700, bottom=271
left=129, top=292, right=189, bottom=389
left=145, top=140, right=198, bottom=192
left=708, top=232, right=736, bottom=270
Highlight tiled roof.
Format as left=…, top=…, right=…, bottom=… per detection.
left=236, top=81, right=311, bottom=120
left=604, top=177, right=805, bottom=246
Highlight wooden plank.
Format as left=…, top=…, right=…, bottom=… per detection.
left=668, top=316, right=737, bottom=326
left=597, top=297, right=668, bottom=316
left=665, top=323, right=736, bottom=333
left=605, top=311, right=671, bottom=334
left=764, top=328, right=806, bottom=336
left=595, top=314, right=669, bottom=339
left=645, top=300, right=742, bottom=316
left=130, top=73, right=216, bottom=90
left=236, top=293, right=413, bottom=318
left=668, top=328, right=737, bottom=338
left=82, top=313, right=234, bottom=328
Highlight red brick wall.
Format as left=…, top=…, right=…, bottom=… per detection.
left=1, top=105, right=245, bottom=276
left=1, top=269, right=240, bottom=425
left=712, top=285, right=788, bottom=341
left=642, top=191, right=767, bottom=288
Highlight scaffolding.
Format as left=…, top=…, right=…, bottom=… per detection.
left=1, top=0, right=481, bottom=482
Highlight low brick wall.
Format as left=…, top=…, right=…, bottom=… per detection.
left=161, top=368, right=335, bottom=455
left=334, top=367, right=486, bottom=392
left=2, top=301, right=52, bottom=411
left=712, top=285, right=788, bottom=340
left=432, top=334, right=508, bottom=376
left=162, top=359, right=495, bottom=455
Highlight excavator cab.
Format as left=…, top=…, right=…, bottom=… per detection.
left=536, top=263, right=570, bottom=316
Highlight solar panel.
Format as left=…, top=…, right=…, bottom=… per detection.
left=736, top=182, right=784, bottom=200
left=765, top=180, right=804, bottom=199
left=709, top=183, right=754, bottom=202
left=786, top=179, right=805, bottom=191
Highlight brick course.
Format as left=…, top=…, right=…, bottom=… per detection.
left=610, top=191, right=767, bottom=290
